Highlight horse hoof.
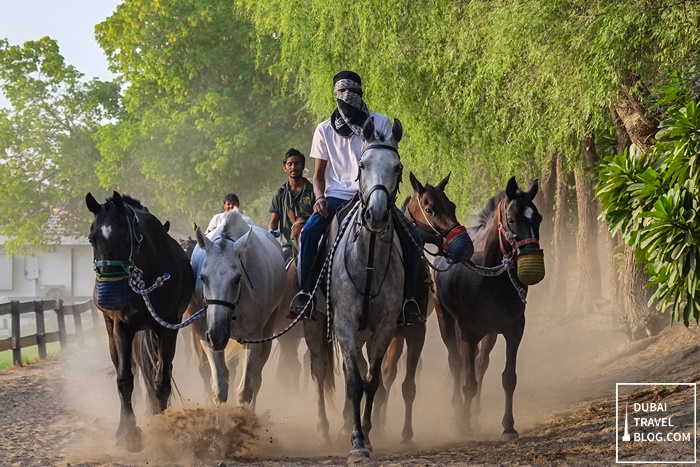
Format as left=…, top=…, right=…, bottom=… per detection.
left=502, top=431, right=519, bottom=442
left=126, top=426, right=143, bottom=452
left=348, top=447, right=370, bottom=463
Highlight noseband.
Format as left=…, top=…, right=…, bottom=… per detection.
left=497, top=200, right=539, bottom=259
left=406, top=195, right=466, bottom=255
left=93, top=205, right=143, bottom=280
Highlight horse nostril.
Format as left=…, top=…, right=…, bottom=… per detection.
left=206, top=332, right=213, bottom=347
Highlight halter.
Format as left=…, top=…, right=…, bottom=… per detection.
left=93, top=204, right=144, bottom=280
left=357, top=143, right=403, bottom=224
left=405, top=193, right=465, bottom=256
left=497, top=200, right=540, bottom=260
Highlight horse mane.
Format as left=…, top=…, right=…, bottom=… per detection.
left=107, top=194, right=149, bottom=212
left=400, top=196, right=410, bottom=212
left=477, top=191, right=506, bottom=227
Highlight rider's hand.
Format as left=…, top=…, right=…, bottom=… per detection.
left=314, top=197, right=328, bottom=217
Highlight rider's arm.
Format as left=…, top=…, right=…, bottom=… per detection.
left=268, top=212, right=280, bottom=232
left=312, top=158, right=328, bottom=217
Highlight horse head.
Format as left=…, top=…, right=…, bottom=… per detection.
left=406, top=172, right=474, bottom=263
left=86, top=191, right=144, bottom=312
left=359, top=117, right=403, bottom=232
left=499, top=177, right=544, bottom=285
left=195, top=209, right=259, bottom=350
left=286, top=208, right=306, bottom=257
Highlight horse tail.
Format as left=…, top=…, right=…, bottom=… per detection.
left=133, top=329, right=163, bottom=411
left=321, top=330, right=336, bottom=397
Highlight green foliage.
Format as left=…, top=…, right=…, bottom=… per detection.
left=94, top=0, right=311, bottom=231
left=597, top=99, right=700, bottom=325
left=0, top=38, right=121, bottom=255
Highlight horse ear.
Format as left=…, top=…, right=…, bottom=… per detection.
left=112, top=191, right=124, bottom=210
left=505, top=177, right=518, bottom=199
left=85, top=193, right=101, bottom=214
left=163, top=220, right=170, bottom=233
left=436, top=172, right=451, bottom=191
left=362, top=116, right=376, bottom=142
left=195, top=225, right=211, bottom=251
left=409, top=172, right=425, bottom=194
left=286, top=208, right=296, bottom=224
left=391, top=118, right=402, bottom=144
left=528, top=179, right=539, bottom=199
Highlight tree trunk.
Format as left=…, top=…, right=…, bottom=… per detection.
left=612, top=82, right=658, bottom=153
left=571, top=134, right=602, bottom=313
left=611, top=83, right=666, bottom=339
left=549, top=153, right=569, bottom=307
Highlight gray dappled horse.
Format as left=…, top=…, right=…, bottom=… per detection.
left=432, top=177, right=544, bottom=440
left=190, top=209, right=286, bottom=407
left=328, top=116, right=406, bottom=461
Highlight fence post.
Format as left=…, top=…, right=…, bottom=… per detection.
left=55, top=299, right=67, bottom=349
left=35, top=301, right=46, bottom=360
left=73, top=303, right=84, bottom=345
left=10, top=300, right=21, bottom=366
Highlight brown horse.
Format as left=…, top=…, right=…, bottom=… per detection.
left=432, top=177, right=544, bottom=440
left=371, top=172, right=474, bottom=443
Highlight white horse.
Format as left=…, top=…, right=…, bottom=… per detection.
left=330, top=117, right=405, bottom=461
left=191, top=209, right=286, bottom=407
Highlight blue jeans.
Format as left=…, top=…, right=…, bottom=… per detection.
left=298, top=196, right=347, bottom=292
left=298, top=196, right=423, bottom=302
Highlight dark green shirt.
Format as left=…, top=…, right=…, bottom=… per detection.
left=269, top=178, right=315, bottom=242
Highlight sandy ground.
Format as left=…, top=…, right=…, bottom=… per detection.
left=1, top=289, right=699, bottom=466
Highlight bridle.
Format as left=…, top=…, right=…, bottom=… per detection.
left=405, top=192, right=467, bottom=256
left=357, top=143, right=403, bottom=223
left=93, top=204, right=143, bottom=281
left=497, top=199, right=540, bottom=260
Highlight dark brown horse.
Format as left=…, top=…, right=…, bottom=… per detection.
left=86, top=192, right=194, bottom=451
left=432, top=177, right=544, bottom=440
left=372, top=171, right=473, bottom=443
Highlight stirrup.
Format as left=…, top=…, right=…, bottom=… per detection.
left=288, top=291, right=315, bottom=320
left=399, top=298, right=426, bottom=326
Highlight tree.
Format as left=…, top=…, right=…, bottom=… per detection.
left=94, top=0, right=311, bottom=230
left=597, top=90, right=700, bottom=326
left=0, top=37, right=121, bottom=254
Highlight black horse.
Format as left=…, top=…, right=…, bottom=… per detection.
left=432, top=177, right=544, bottom=441
left=86, top=192, right=194, bottom=451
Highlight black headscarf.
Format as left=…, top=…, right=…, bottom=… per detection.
left=330, top=70, right=370, bottom=137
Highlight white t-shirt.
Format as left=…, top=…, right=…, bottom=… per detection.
left=310, top=111, right=393, bottom=201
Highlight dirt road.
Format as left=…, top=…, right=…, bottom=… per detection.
left=1, top=307, right=698, bottom=466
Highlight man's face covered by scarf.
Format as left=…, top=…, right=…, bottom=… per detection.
left=332, top=70, right=370, bottom=137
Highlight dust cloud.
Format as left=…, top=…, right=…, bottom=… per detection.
left=57, top=264, right=629, bottom=464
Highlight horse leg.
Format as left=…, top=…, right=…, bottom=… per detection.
left=362, top=329, right=396, bottom=453
left=435, top=305, right=467, bottom=433
left=375, top=336, right=403, bottom=438
left=341, top=341, right=368, bottom=439
left=199, top=339, right=229, bottom=403
left=459, top=329, right=479, bottom=437
left=276, top=332, right=302, bottom=393
left=304, top=316, right=332, bottom=442
left=191, top=317, right=213, bottom=400
left=501, top=319, right=524, bottom=441
left=401, top=322, right=425, bottom=444
left=108, top=318, right=142, bottom=452
left=336, top=322, right=368, bottom=461
left=473, top=333, right=497, bottom=432
left=154, top=329, right=178, bottom=413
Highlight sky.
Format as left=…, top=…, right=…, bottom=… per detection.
left=0, top=0, right=122, bottom=81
